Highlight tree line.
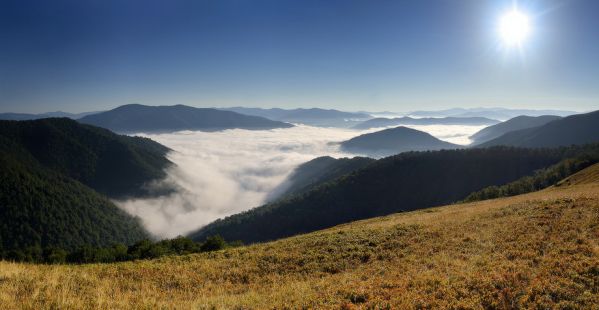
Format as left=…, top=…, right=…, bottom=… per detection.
left=0, top=235, right=240, bottom=264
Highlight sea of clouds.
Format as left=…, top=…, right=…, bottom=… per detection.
left=117, top=124, right=485, bottom=238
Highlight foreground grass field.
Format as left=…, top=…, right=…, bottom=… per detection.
left=1, top=165, right=598, bottom=309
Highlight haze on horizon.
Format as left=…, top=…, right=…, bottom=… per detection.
left=1, top=0, right=598, bottom=114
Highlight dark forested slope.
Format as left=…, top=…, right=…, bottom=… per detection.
left=479, top=110, right=599, bottom=148
left=0, top=137, right=148, bottom=257
left=470, top=115, right=561, bottom=145
left=190, top=146, right=591, bottom=243
left=267, top=156, right=375, bottom=201
left=0, top=118, right=171, bottom=198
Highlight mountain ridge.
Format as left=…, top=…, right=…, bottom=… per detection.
left=79, top=104, right=293, bottom=133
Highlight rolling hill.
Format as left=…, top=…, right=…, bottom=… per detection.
left=469, top=115, right=562, bottom=145
left=190, top=146, right=590, bottom=244
left=79, top=104, right=293, bottom=133
left=353, top=116, right=499, bottom=130
left=479, top=110, right=599, bottom=148
left=0, top=118, right=172, bottom=198
left=340, top=126, right=459, bottom=157
left=2, top=163, right=597, bottom=308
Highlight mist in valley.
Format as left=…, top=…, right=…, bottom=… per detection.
left=117, top=124, right=485, bottom=238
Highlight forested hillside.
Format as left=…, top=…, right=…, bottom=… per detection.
left=479, top=110, right=599, bottom=148
left=0, top=118, right=171, bottom=198
left=268, top=156, right=375, bottom=201
left=469, top=115, right=561, bottom=145
left=0, top=118, right=177, bottom=260
left=0, top=143, right=148, bottom=259
left=190, top=146, right=593, bottom=243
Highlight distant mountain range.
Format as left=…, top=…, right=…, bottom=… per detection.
left=353, top=116, right=499, bottom=129
left=340, top=126, right=460, bottom=157
left=479, top=110, right=599, bottom=148
left=0, top=111, right=100, bottom=121
left=79, top=104, right=293, bottom=133
left=470, top=115, right=562, bottom=145
left=408, top=108, right=577, bottom=120
left=0, top=118, right=176, bottom=254
left=220, top=107, right=371, bottom=127
left=190, top=145, right=591, bottom=244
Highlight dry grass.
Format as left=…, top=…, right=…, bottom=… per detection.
left=1, top=165, right=599, bottom=309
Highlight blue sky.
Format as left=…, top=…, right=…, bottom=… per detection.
left=1, top=0, right=598, bottom=113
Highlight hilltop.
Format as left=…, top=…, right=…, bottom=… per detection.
left=340, top=126, right=460, bottom=157
left=1, top=163, right=597, bottom=308
left=79, top=104, right=293, bottom=133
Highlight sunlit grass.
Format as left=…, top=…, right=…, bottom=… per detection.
left=1, top=165, right=598, bottom=309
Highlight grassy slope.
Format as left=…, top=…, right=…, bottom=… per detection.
left=1, top=165, right=598, bottom=309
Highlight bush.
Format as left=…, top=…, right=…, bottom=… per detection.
left=200, top=235, right=227, bottom=252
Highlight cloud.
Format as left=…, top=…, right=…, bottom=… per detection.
left=116, top=124, right=484, bottom=238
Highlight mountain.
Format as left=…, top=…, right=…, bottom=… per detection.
left=3, top=162, right=599, bottom=308
left=266, top=156, right=375, bottom=201
left=479, top=110, right=599, bottom=148
left=340, top=126, right=459, bottom=157
left=190, top=146, right=586, bottom=244
left=353, top=116, right=499, bottom=129
left=409, top=108, right=577, bottom=120
left=79, top=104, right=293, bottom=133
left=0, top=150, right=149, bottom=255
left=469, top=115, right=562, bottom=145
left=220, top=107, right=371, bottom=127
left=0, top=111, right=99, bottom=120
left=0, top=118, right=172, bottom=198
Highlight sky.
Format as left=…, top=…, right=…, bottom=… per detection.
left=1, top=0, right=598, bottom=113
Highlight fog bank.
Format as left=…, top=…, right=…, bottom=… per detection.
left=117, top=124, right=484, bottom=238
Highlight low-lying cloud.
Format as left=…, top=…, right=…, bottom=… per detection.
left=117, top=124, right=484, bottom=238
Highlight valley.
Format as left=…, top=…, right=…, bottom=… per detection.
left=1, top=163, right=597, bottom=308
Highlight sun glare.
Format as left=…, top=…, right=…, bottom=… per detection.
left=499, top=10, right=531, bottom=46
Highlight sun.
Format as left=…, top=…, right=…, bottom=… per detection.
left=499, top=10, right=531, bottom=46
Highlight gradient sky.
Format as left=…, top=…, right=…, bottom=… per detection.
left=1, top=0, right=598, bottom=113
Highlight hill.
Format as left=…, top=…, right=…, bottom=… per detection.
left=0, top=137, right=148, bottom=258
left=221, top=107, right=371, bottom=127
left=2, top=163, right=597, bottom=308
left=353, top=116, right=499, bottom=129
left=267, top=156, right=375, bottom=201
left=79, top=104, right=293, bottom=133
left=189, top=146, right=588, bottom=243
left=0, top=118, right=171, bottom=198
left=480, top=110, right=599, bottom=148
left=469, top=115, right=562, bottom=145
left=340, top=126, right=459, bottom=157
